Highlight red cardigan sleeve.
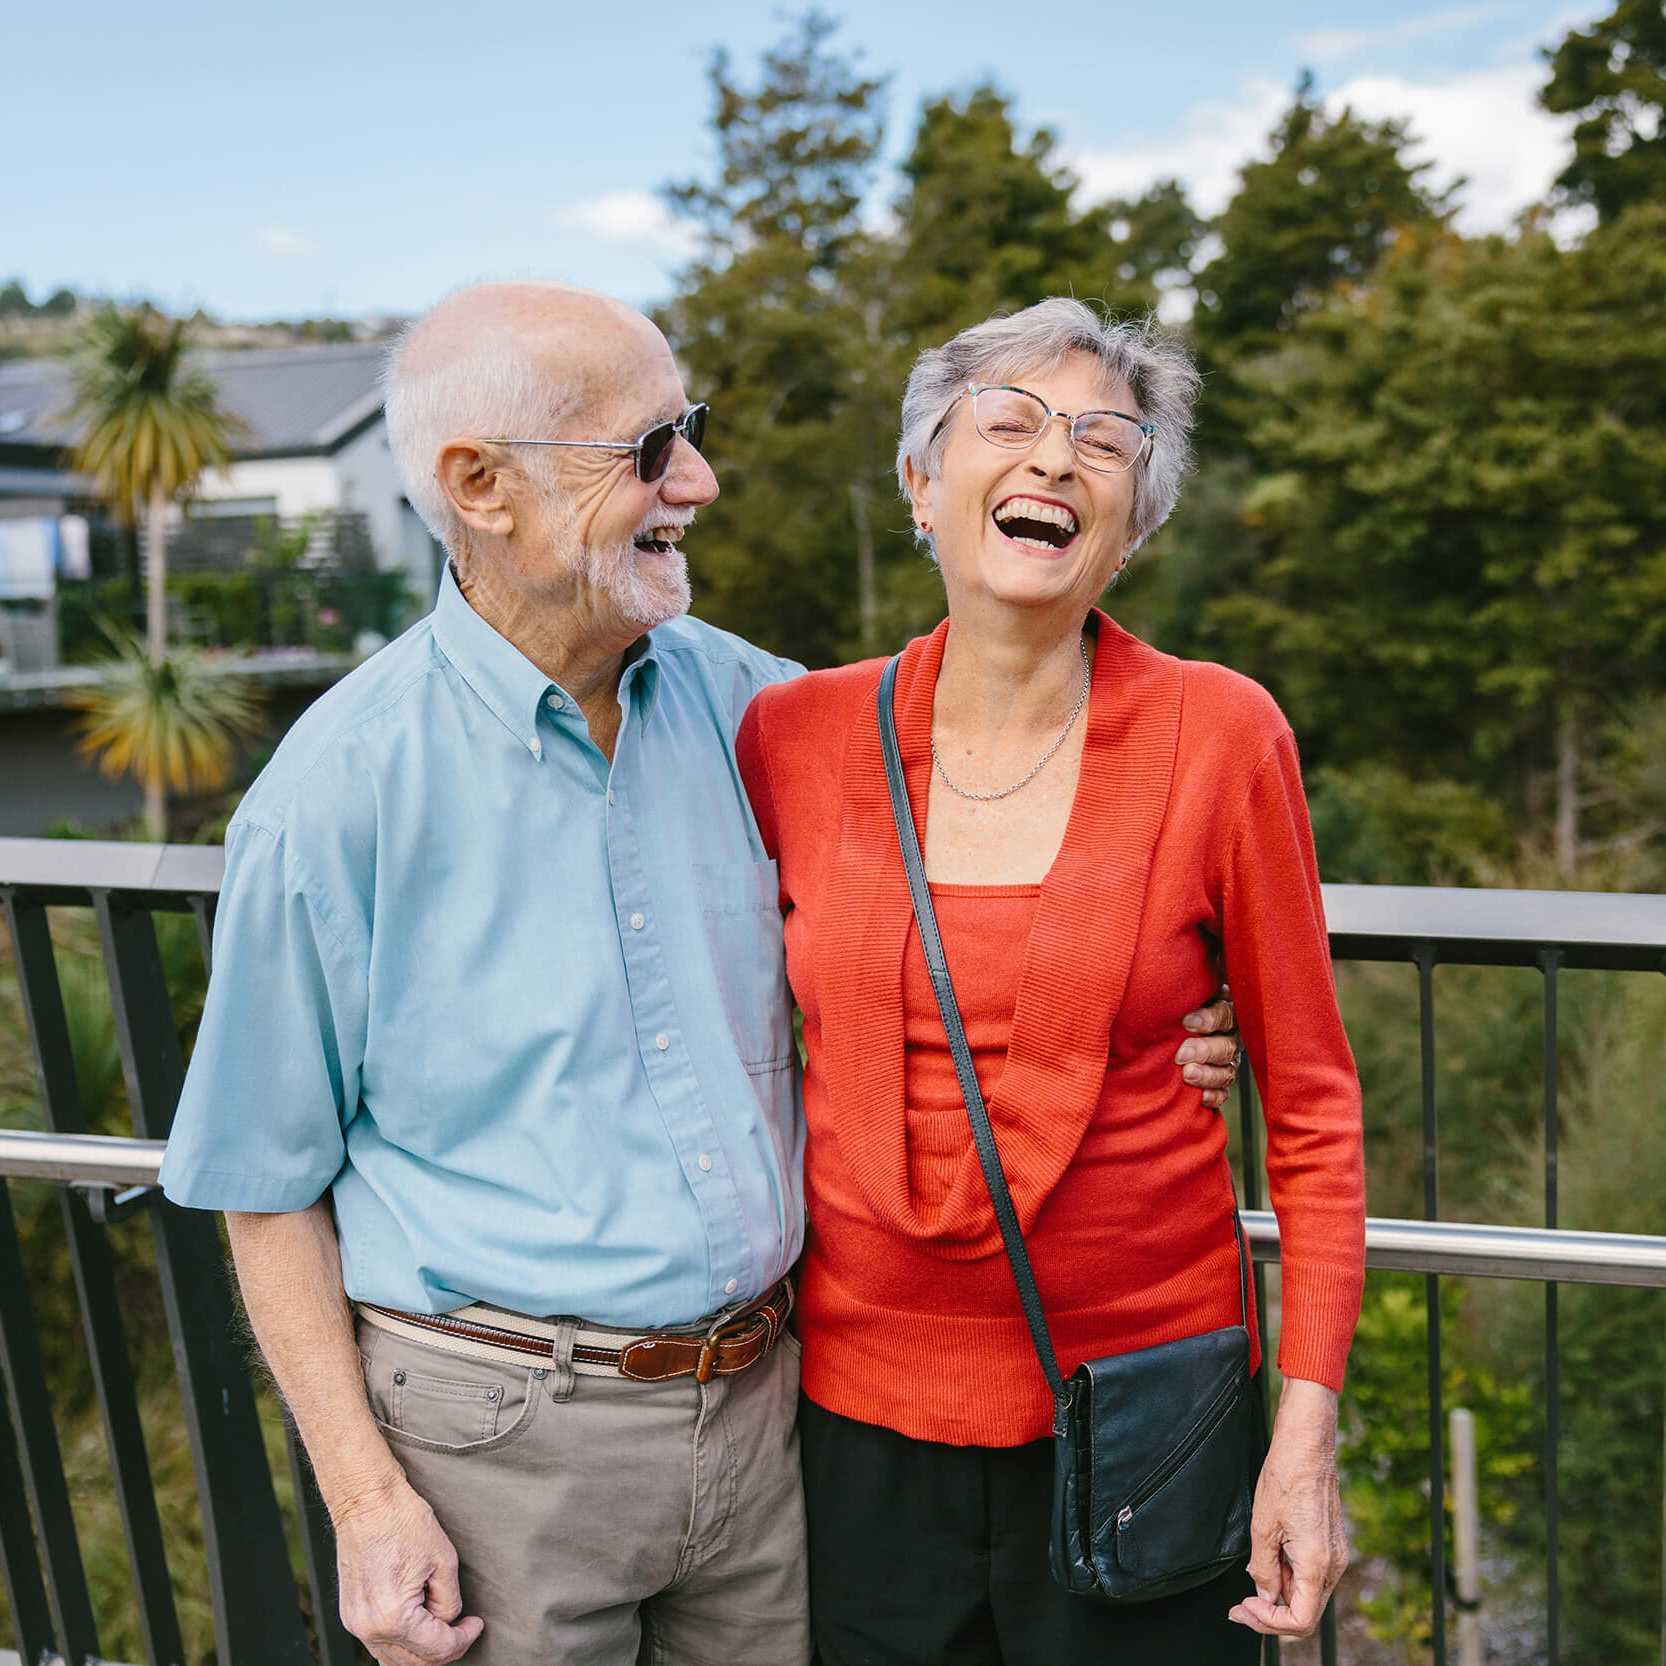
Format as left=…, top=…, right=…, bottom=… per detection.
left=736, top=693, right=782, bottom=862
left=1221, top=729, right=1366, bottom=1392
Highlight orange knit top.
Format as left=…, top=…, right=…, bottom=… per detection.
left=736, top=614, right=1366, bottom=1447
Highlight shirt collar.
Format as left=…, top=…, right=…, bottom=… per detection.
left=430, top=563, right=662, bottom=751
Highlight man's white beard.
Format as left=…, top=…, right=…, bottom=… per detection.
left=577, top=534, right=691, bottom=630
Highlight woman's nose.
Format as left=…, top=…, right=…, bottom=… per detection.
left=1028, top=415, right=1078, bottom=475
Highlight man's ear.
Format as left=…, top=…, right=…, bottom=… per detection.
left=903, top=455, right=935, bottom=536
left=436, top=441, right=518, bottom=540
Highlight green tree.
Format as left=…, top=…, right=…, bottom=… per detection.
left=1102, top=178, right=1208, bottom=308
left=887, top=85, right=1153, bottom=340
left=1541, top=0, right=1666, bottom=223
left=658, top=13, right=895, bottom=666
left=1208, top=207, right=1666, bottom=865
left=1194, top=73, right=1451, bottom=360
left=62, top=305, right=245, bottom=836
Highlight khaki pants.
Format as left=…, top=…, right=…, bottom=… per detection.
left=358, top=1316, right=810, bottom=1665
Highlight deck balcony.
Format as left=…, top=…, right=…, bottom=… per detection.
left=0, top=836, right=1663, bottom=1665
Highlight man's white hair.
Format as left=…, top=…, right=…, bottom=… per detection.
left=381, top=319, right=574, bottom=555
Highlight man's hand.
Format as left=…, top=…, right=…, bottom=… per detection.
left=335, top=1476, right=484, bottom=1666
left=1228, top=1378, right=1348, bottom=1638
left=1177, top=987, right=1242, bottom=1109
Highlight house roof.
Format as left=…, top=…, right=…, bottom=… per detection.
left=0, top=341, right=389, bottom=460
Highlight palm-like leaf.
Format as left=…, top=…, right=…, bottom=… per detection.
left=62, top=305, right=241, bottom=523
left=70, top=638, right=264, bottom=799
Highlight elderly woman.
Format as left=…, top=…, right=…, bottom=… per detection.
left=736, top=298, right=1365, bottom=1663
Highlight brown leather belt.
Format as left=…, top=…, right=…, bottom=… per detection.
left=358, top=1278, right=794, bottom=1385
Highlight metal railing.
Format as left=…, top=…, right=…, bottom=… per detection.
left=0, top=836, right=1663, bottom=1664
left=1232, top=879, right=1666, bottom=1666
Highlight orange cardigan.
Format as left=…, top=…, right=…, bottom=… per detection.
left=737, top=614, right=1365, bottom=1446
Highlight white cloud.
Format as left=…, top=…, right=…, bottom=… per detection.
left=253, top=225, right=313, bottom=259
left=1295, top=2, right=1507, bottom=65
left=556, top=191, right=699, bottom=257
left=1333, top=64, right=1574, bottom=232
left=1067, top=61, right=1577, bottom=236
left=1068, top=78, right=1292, bottom=219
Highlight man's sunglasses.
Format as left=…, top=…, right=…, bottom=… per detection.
left=486, top=403, right=708, bottom=484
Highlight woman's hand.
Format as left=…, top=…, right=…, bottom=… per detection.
left=1228, top=1377, right=1348, bottom=1638
left=1177, top=986, right=1242, bottom=1109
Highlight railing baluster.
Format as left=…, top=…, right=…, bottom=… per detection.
left=286, top=1424, right=357, bottom=1666
left=94, top=890, right=315, bottom=1664
left=0, top=1180, right=100, bottom=1666
left=190, top=894, right=215, bottom=979
left=1416, top=943, right=1447, bottom=1666
left=0, top=1345, right=57, bottom=1666
left=3, top=893, right=186, bottom=1666
left=1540, top=948, right=1563, bottom=1665
left=1236, top=1067, right=1281, bottom=1666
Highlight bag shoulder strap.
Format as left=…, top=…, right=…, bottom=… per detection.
left=875, top=656, right=1252, bottom=1438
left=876, top=655, right=1072, bottom=1432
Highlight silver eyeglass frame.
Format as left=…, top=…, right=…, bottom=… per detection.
left=930, top=383, right=1154, bottom=475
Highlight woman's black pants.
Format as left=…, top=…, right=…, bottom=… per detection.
left=800, top=1396, right=1261, bottom=1666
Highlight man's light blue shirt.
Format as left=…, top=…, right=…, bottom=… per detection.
left=160, top=567, right=806, bottom=1327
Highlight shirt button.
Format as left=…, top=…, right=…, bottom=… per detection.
left=528, top=740, right=541, bottom=758
left=698, top=1154, right=712, bottom=1171
left=725, top=1279, right=739, bottom=1295
left=655, top=1033, right=669, bottom=1051
left=546, top=692, right=565, bottom=710
left=607, top=788, right=616, bottom=805
left=630, top=912, right=645, bottom=931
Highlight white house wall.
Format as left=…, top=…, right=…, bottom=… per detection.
left=332, top=419, right=428, bottom=600
left=191, top=418, right=437, bottom=617
left=196, top=456, right=342, bottom=520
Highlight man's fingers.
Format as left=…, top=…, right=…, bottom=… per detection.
left=426, top=1554, right=465, bottom=1624
left=364, top=1608, right=483, bottom=1666
left=1180, top=995, right=1236, bottom=1035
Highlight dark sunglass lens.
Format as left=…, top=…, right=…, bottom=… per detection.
left=637, top=422, right=677, bottom=483
left=684, top=404, right=708, bottom=454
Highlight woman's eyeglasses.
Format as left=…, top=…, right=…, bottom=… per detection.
left=931, top=385, right=1153, bottom=475
left=487, top=403, right=709, bottom=484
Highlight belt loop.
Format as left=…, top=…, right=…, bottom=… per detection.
left=541, top=1318, right=578, bottom=1402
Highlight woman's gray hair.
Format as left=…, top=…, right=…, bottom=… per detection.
left=382, top=320, right=574, bottom=555
left=895, top=298, right=1201, bottom=555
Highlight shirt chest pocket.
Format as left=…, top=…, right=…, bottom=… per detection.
left=693, top=860, right=794, bottom=1074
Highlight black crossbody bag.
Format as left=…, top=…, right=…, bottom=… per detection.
left=877, top=654, right=1264, bottom=1603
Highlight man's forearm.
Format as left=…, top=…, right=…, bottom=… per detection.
left=225, top=1201, right=407, bottom=1520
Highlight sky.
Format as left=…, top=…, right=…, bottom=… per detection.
left=5, top=0, right=1602, bottom=323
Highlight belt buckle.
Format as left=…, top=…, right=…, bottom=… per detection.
left=694, top=1308, right=762, bottom=1384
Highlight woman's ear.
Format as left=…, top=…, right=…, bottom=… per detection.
left=436, top=441, right=517, bottom=540
left=903, top=455, right=935, bottom=536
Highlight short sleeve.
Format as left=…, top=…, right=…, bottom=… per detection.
left=1221, top=730, right=1366, bottom=1392
left=159, top=818, right=369, bottom=1213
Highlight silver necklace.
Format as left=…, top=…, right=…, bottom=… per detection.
left=930, top=639, right=1092, bottom=802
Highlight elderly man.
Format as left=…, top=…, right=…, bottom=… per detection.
left=159, top=281, right=1240, bottom=1666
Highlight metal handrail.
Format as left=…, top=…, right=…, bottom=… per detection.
left=0, top=1129, right=167, bottom=1187
left=4, top=837, right=1664, bottom=966
left=3, top=1129, right=1664, bottom=1290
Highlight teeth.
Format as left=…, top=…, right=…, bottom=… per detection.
left=994, top=497, right=1079, bottom=535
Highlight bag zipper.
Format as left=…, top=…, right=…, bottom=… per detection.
left=1114, top=1367, right=1245, bottom=1530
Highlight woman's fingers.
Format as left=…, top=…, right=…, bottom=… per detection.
left=1230, top=1379, right=1347, bottom=1637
